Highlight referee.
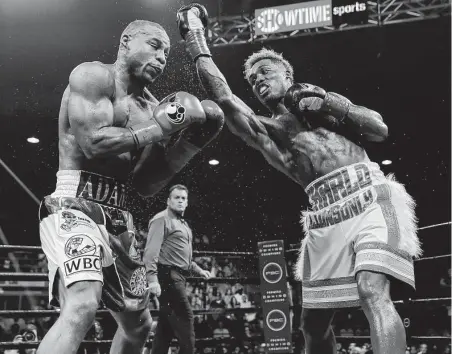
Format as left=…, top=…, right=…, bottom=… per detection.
left=144, top=184, right=211, bottom=354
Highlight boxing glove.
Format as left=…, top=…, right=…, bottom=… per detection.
left=180, top=100, right=224, bottom=148
left=177, top=3, right=211, bottom=61
left=129, top=92, right=206, bottom=149
left=285, top=83, right=350, bottom=121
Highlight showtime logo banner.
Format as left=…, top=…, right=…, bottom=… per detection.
left=254, top=0, right=368, bottom=35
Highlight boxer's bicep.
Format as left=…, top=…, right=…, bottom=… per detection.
left=68, top=92, right=114, bottom=147
left=68, top=63, right=115, bottom=155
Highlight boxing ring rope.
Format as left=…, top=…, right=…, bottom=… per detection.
left=0, top=297, right=448, bottom=318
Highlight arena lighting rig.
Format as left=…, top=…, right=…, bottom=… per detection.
left=205, top=0, right=450, bottom=47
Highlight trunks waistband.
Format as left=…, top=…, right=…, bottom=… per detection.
left=305, top=162, right=385, bottom=212
left=51, top=170, right=127, bottom=209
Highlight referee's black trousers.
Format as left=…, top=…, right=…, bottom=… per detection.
left=151, top=265, right=195, bottom=354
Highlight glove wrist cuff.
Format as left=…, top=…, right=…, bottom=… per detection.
left=321, top=93, right=350, bottom=122
left=129, top=122, right=164, bottom=149
left=185, top=29, right=211, bottom=62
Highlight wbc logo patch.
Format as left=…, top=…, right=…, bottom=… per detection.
left=165, top=102, right=186, bottom=124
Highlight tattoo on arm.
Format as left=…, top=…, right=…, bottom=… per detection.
left=196, top=57, right=233, bottom=102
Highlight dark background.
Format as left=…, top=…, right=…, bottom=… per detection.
left=0, top=0, right=450, bottom=253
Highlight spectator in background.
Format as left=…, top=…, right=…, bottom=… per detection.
left=191, top=294, right=204, bottom=310
left=336, top=343, right=347, bottom=354
left=213, top=320, right=230, bottom=339
left=440, top=269, right=451, bottom=291
left=362, top=343, right=372, bottom=354
left=350, top=346, right=363, bottom=354
left=418, top=343, right=428, bottom=354
left=223, top=288, right=233, bottom=309
left=231, top=284, right=244, bottom=308
left=222, top=261, right=232, bottom=278
left=194, top=317, right=211, bottom=339
left=201, top=235, right=210, bottom=249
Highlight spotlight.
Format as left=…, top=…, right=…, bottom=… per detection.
left=27, top=137, right=39, bottom=143
left=209, top=159, right=219, bottom=166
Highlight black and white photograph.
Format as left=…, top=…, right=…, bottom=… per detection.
left=0, top=0, right=450, bottom=353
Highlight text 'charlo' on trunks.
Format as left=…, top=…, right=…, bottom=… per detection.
left=305, top=162, right=381, bottom=229
left=295, top=161, right=420, bottom=309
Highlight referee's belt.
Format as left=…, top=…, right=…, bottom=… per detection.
left=157, top=264, right=191, bottom=277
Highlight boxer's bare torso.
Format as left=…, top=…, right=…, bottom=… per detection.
left=58, top=62, right=158, bottom=181
left=254, top=112, right=369, bottom=188
left=194, top=57, right=379, bottom=190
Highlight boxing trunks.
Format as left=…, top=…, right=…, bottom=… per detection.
left=39, top=170, right=150, bottom=312
left=295, top=161, right=421, bottom=308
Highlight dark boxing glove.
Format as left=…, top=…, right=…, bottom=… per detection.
left=284, top=83, right=326, bottom=113
left=180, top=100, right=225, bottom=148
left=129, top=92, right=206, bottom=149
left=177, top=3, right=211, bottom=62
left=285, top=83, right=350, bottom=121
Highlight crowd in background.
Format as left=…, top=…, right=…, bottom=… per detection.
left=0, top=231, right=450, bottom=354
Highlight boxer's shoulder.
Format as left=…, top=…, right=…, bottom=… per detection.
left=69, top=61, right=115, bottom=98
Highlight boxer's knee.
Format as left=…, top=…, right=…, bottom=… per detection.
left=61, top=280, right=102, bottom=331
left=128, top=316, right=153, bottom=341
left=300, top=308, right=335, bottom=339
left=356, top=270, right=391, bottom=310
left=114, top=309, right=153, bottom=342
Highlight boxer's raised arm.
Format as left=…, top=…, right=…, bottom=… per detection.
left=195, top=57, right=275, bottom=151
left=67, top=62, right=141, bottom=159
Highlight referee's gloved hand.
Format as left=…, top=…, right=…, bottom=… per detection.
left=148, top=281, right=161, bottom=297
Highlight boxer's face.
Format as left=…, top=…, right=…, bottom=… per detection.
left=248, top=59, right=292, bottom=107
left=167, top=188, right=188, bottom=214
left=122, top=26, right=170, bottom=83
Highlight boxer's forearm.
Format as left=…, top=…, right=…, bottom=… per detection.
left=132, top=139, right=200, bottom=197
left=82, top=127, right=139, bottom=159
left=195, top=57, right=261, bottom=144
left=323, top=92, right=388, bottom=142
left=196, top=57, right=234, bottom=103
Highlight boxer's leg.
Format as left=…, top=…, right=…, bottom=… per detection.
left=300, top=308, right=336, bottom=354
left=109, top=308, right=153, bottom=354
left=37, top=272, right=102, bottom=354
left=38, top=199, right=107, bottom=354
left=356, top=270, right=406, bottom=354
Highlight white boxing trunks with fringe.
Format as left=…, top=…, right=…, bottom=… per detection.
left=294, top=161, right=421, bottom=309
